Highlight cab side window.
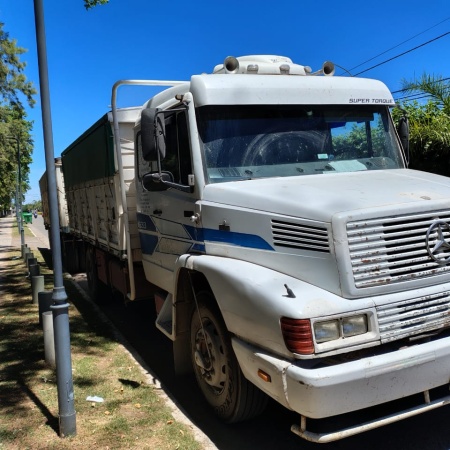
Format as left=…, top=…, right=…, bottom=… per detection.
left=162, top=110, right=192, bottom=185
left=135, top=131, right=153, bottom=181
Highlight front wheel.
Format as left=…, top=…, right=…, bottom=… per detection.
left=190, top=291, right=267, bottom=423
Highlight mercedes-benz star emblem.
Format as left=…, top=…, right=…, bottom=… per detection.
left=425, top=220, right=450, bottom=265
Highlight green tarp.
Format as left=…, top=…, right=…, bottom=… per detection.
left=61, top=114, right=115, bottom=188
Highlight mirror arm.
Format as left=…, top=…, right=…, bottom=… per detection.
left=161, top=179, right=194, bottom=193
left=394, top=106, right=410, bottom=167
left=145, top=173, right=193, bottom=193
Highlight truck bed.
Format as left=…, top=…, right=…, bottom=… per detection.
left=39, top=158, right=69, bottom=232
left=61, top=107, right=141, bottom=260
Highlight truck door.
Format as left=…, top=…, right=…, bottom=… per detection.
left=136, top=110, right=199, bottom=293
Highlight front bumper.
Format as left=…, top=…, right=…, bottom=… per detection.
left=232, top=335, right=450, bottom=418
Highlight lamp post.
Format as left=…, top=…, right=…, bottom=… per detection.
left=33, top=0, right=76, bottom=437
left=8, top=136, right=25, bottom=248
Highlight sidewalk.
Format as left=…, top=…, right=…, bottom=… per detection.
left=0, top=216, right=15, bottom=250
left=0, top=215, right=50, bottom=291
left=0, top=215, right=50, bottom=251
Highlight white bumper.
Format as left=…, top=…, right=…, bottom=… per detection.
left=232, top=335, right=450, bottom=418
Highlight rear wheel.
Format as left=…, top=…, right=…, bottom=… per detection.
left=190, top=291, right=267, bottom=422
left=62, top=239, right=79, bottom=274
left=85, top=245, right=110, bottom=303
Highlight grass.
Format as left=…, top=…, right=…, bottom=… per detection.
left=0, top=246, right=203, bottom=450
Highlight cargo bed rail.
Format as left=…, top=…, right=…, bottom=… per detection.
left=111, top=79, right=186, bottom=300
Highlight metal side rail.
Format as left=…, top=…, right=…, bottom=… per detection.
left=291, top=390, right=450, bottom=443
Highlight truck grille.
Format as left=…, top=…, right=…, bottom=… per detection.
left=272, top=220, right=329, bottom=253
left=347, top=210, right=450, bottom=289
left=377, top=291, right=450, bottom=343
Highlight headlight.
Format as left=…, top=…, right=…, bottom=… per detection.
left=314, top=314, right=368, bottom=343
left=342, top=315, right=368, bottom=337
left=314, top=320, right=340, bottom=343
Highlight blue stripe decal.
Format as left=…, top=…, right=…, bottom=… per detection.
left=191, top=243, right=206, bottom=253
left=137, top=212, right=157, bottom=232
left=139, top=233, right=159, bottom=255
left=138, top=215, right=273, bottom=253
left=203, top=228, right=274, bottom=250
left=184, top=224, right=204, bottom=242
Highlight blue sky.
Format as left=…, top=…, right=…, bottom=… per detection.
left=1, top=0, right=449, bottom=203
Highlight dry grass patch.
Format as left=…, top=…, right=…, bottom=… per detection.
left=0, top=248, right=202, bottom=450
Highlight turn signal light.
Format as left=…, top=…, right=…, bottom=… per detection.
left=257, top=369, right=272, bottom=383
left=280, top=317, right=314, bottom=355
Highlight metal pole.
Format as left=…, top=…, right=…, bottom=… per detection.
left=16, top=138, right=25, bottom=247
left=33, top=0, right=76, bottom=437
left=9, top=136, right=25, bottom=246
left=15, top=169, right=19, bottom=227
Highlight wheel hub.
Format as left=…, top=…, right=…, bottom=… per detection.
left=194, top=321, right=227, bottom=391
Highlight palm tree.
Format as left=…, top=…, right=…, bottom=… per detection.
left=401, top=73, right=450, bottom=114
left=396, top=74, right=450, bottom=176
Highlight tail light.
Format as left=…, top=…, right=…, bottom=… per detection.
left=280, top=317, right=314, bottom=355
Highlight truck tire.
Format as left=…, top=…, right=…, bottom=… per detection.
left=190, top=291, right=268, bottom=423
left=85, top=245, right=110, bottom=304
left=62, top=240, right=80, bottom=274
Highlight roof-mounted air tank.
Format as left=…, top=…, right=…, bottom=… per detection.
left=212, top=55, right=335, bottom=76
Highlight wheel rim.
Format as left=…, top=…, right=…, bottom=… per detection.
left=193, top=318, right=227, bottom=393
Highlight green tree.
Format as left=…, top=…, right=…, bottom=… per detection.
left=393, top=74, right=450, bottom=176
left=84, top=0, right=109, bottom=9
left=0, top=25, right=35, bottom=115
left=0, top=22, right=35, bottom=216
left=24, top=199, right=41, bottom=212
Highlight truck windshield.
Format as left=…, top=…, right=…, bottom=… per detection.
left=196, top=105, right=405, bottom=183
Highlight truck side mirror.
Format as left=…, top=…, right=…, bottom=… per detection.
left=397, top=115, right=410, bottom=165
left=141, top=108, right=166, bottom=161
left=142, top=171, right=173, bottom=191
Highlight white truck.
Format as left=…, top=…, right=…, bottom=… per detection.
left=43, top=55, right=450, bottom=443
left=39, top=157, right=69, bottom=232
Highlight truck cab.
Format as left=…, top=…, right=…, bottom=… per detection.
left=103, top=55, right=450, bottom=441
left=130, top=56, right=450, bottom=441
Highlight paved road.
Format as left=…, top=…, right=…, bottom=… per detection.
left=26, top=214, right=50, bottom=248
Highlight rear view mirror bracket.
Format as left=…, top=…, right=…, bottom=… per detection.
left=396, top=107, right=410, bottom=166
